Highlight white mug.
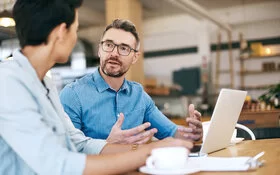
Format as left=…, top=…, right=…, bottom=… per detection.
left=146, top=147, right=189, bottom=170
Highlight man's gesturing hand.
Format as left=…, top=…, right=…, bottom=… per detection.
left=106, top=113, right=158, bottom=144
left=175, top=104, right=203, bottom=141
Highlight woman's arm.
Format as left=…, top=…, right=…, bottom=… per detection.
left=83, top=137, right=193, bottom=175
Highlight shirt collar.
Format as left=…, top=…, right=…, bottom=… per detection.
left=13, top=49, right=48, bottom=96
left=13, top=49, right=38, bottom=80
left=93, top=67, right=129, bottom=94
left=120, top=79, right=129, bottom=94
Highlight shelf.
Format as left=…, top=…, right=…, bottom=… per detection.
left=238, top=34, right=280, bottom=95
left=239, top=84, right=277, bottom=90
left=239, top=110, right=280, bottom=129
left=218, top=70, right=231, bottom=73
left=214, top=83, right=232, bottom=89
left=171, top=116, right=211, bottom=125
left=239, top=53, right=280, bottom=61
left=239, top=70, right=280, bottom=75
left=241, top=109, right=280, bottom=114
left=144, top=86, right=170, bottom=96
left=150, top=94, right=182, bottom=98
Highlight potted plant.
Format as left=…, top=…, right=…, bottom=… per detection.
left=258, top=83, right=280, bottom=109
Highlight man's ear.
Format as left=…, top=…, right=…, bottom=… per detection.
left=132, top=51, right=140, bottom=64
left=97, top=44, right=101, bottom=58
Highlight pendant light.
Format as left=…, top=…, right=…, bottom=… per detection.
left=0, top=0, right=15, bottom=27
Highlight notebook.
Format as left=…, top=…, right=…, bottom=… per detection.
left=189, top=89, right=247, bottom=157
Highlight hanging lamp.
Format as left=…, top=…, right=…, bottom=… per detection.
left=0, top=0, right=15, bottom=27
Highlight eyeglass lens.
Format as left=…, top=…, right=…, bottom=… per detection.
left=102, top=41, right=133, bottom=56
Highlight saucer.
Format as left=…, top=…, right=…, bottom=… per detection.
left=139, top=166, right=200, bottom=175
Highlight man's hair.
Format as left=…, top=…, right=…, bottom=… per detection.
left=102, top=19, right=140, bottom=50
left=13, top=0, right=83, bottom=48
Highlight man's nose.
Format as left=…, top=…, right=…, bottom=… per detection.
left=111, top=46, right=120, bottom=56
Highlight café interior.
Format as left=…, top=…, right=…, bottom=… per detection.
left=0, top=0, right=279, bottom=174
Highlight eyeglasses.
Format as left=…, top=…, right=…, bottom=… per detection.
left=100, top=40, right=137, bottom=56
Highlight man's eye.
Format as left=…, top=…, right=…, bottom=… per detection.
left=106, top=43, right=113, bottom=47
left=120, top=45, right=129, bottom=51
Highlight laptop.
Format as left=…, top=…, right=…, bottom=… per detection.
left=189, top=88, right=247, bottom=157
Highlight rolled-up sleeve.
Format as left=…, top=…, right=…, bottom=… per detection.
left=60, top=85, right=83, bottom=130
left=64, top=113, right=107, bottom=155
left=0, top=71, right=86, bottom=175
left=143, top=92, right=177, bottom=139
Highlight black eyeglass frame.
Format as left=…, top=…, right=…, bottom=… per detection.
left=100, top=40, right=138, bottom=56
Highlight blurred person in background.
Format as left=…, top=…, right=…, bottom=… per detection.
left=0, top=0, right=193, bottom=174
left=60, top=19, right=203, bottom=144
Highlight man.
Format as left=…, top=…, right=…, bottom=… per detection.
left=0, top=1, right=193, bottom=174
left=60, top=19, right=203, bottom=144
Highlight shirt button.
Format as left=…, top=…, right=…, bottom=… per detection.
left=52, top=126, right=57, bottom=132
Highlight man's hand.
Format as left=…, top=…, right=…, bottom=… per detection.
left=106, top=113, right=158, bottom=144
left=175, top=104, right=203, bottom=141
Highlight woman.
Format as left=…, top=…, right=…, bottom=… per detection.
left=0, top=0, right=193, bottom=174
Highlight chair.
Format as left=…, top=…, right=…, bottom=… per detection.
left=235, top=123, right=256, bottom=140
left=202, top=121, right=256, bottom=141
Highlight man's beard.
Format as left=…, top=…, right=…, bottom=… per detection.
left=101, top=59, right=128, bottom=78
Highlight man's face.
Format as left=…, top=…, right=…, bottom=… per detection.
left=98, top=28, right=139, bottom=78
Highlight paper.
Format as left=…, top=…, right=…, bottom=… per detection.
left=187, top=157, right=251, bottom=171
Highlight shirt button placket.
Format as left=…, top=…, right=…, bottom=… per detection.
left=116, top=92, right=119, bottom=118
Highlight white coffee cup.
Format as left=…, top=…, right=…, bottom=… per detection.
left=146, top=147, right=189, bottom=170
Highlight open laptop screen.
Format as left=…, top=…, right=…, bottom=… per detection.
left=190, top=89, right=247, bottom=157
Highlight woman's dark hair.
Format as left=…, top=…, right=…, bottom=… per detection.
left=13, top=0, right=83, bottom=48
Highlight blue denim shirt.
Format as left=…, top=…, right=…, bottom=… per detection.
left=60, top=69, right=177, bottom=140
left=0, top=50, right=107, bottom=175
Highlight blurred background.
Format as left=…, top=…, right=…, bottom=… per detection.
left=0, top=0, right=279, bottom=138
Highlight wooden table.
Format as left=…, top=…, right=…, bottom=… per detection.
left=127, top=138, right=280, bottom=175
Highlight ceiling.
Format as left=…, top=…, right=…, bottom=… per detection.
left=76, top=0, right=279, bottom=28
left=192, top=0, right=277, bottom=10
left=0, top=0, right=277, bottom=42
